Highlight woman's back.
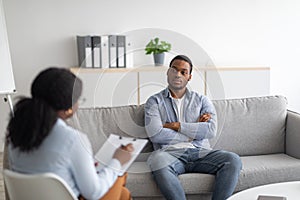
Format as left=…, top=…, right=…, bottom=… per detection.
left=8, top=118, right=91, bottom=197
left=6, top=67, right=132, bottom=200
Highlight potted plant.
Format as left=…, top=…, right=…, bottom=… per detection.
left=145, top=37, right=171, bottom=66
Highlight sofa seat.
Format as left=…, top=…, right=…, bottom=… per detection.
left=237, top=154, right=300, bottom=191
left=125, top=153, right=300, bottom=199
left=127, top=161, right=215, bottom=197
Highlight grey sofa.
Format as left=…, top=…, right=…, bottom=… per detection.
left=66, top=95, right=300, bottom=200
left=4, top=95, right=300, bottom=200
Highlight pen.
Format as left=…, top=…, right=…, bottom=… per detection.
left=94, top=162, right=100, bottom=174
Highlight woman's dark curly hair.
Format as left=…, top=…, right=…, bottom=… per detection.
left=6, top=67, right=82, bottom=152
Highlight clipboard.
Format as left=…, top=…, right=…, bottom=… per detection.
left=95, top=134, right=148, bottom=174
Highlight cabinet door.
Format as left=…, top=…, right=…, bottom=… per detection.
left=77, top=71, right=138, bottom=107
left=139, top=69, right=205, bottom=105
left=139, top=71, right=167, bottom=105
left=187, top=69, right=205, bottom=96
left=206, top=69, right=270, bottom=100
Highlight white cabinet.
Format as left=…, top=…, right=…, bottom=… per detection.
left=187, top=68, right=206, bottom=98
left=71, top=66, right=270, bottom=107
left=74, top=69, right=138, bottom=107
left=139, top=70, right=167, bottom=105
left=206, top=68, right=270, bottom=100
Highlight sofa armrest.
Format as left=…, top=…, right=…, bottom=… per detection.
left=286, top=110, right=300, bottom=159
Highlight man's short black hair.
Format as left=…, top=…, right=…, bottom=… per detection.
left=169, top=55, right=193, bottom=74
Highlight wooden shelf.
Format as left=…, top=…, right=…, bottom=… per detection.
left=70, top=66, right=270, bottom=74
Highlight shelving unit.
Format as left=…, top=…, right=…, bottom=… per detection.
left=70, top=66, right=270, bottom=107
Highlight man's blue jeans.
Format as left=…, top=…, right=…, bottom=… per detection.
left=147, top=148, right=242, bottom=200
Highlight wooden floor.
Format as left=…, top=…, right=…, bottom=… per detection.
left=0, top=152, right=6, bottom=200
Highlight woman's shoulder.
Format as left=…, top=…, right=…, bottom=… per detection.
left=51, top=119, right=90, bottom=147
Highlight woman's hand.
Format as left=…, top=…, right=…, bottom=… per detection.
left=113, top=143, right=134, bottom=166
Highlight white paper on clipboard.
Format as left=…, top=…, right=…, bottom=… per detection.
left=95, top=134, right=148, bottom=174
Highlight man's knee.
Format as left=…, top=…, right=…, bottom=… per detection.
left=147, top=151, right=177, bottom=171
left=224, top=151, right=242, bottom=171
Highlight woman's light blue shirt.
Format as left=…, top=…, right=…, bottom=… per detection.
left=8, top=118, right=121, bottom=199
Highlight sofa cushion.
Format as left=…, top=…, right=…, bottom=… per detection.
left=67, top=105, right=152, bottom=154
left=236, top=154, right=300, bottom=191
left=126, top=161, right=215, bottom=197
left=210, top=95, right=287, bottom=156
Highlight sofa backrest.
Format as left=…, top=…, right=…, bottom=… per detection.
left=67, top=105, right=150, bottom=155
left=67, top=95, right=287, bottom=156
left=210, top=95, right=287, bottom=156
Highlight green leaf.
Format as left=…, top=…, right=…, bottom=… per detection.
left=145, top=37, right=171, bottom=55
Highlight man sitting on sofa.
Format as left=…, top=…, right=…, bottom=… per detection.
left=144, top=55, right=242, bottom=200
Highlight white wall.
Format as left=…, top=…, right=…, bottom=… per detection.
left=1, top=0, right=300, bottom=149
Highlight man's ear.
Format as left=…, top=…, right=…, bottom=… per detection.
left=167, top=68, right=170, bottom=75
left=188, top=74, right=192, bottom=81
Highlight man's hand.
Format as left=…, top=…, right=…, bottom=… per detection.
left=163, top=122, right=181, bottom=132
left=198, top=113, right=211, bottom=122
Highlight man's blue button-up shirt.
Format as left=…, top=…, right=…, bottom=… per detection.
left=145, top=88, right=217, bottom=150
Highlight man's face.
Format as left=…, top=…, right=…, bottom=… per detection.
left=167, top=59, right=192, bottom=91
